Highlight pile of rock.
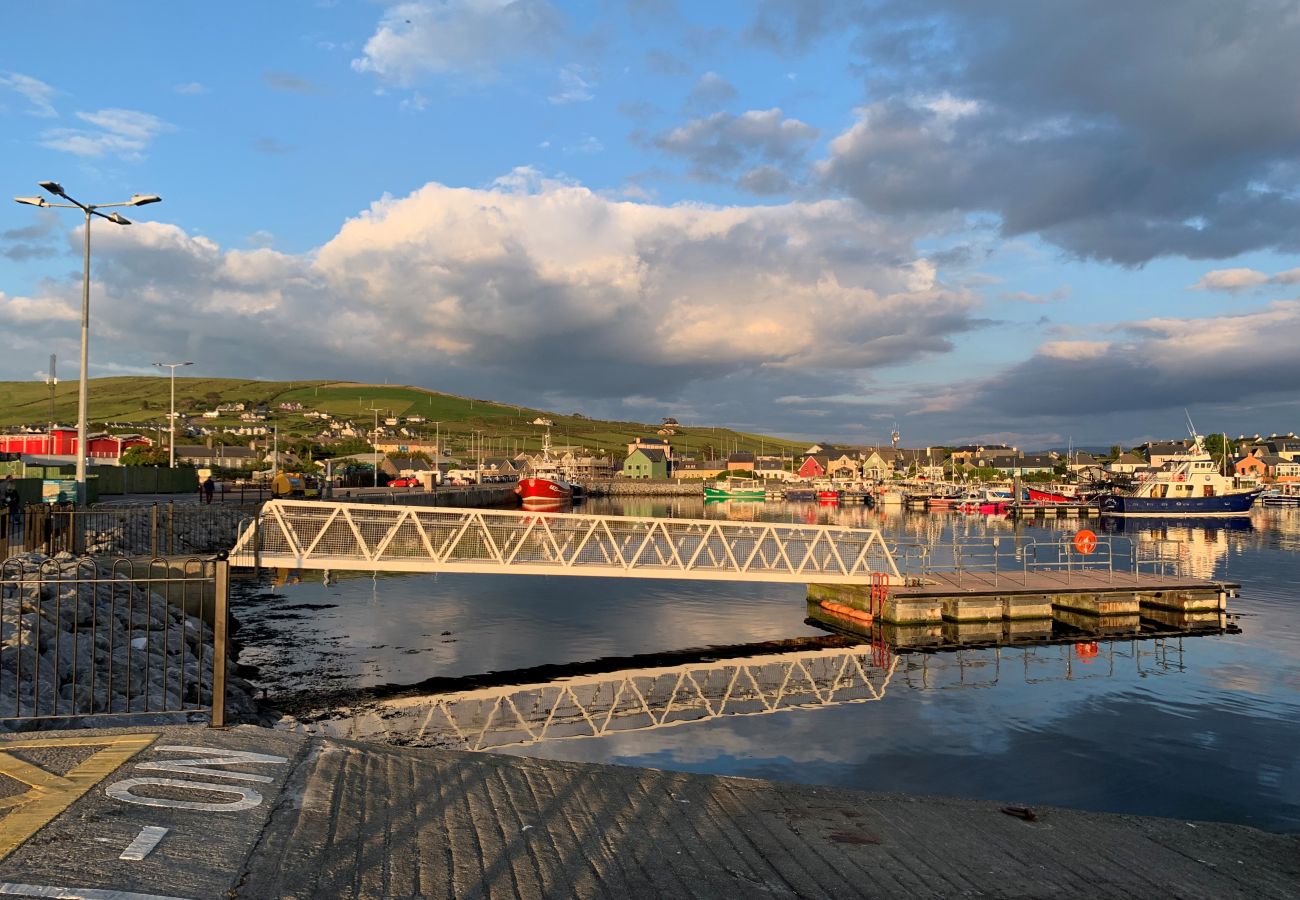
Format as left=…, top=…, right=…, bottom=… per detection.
left=0, top=552, right=258, bottom=729
left=77, top=506, right=255, bottom=557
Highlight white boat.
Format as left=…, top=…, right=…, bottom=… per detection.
left=1098, top=427, right=1260, bottom=517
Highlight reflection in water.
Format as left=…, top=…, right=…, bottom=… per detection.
left=280, top=625, right=1224, bottom=755
left=237, top=502, right=1300, bottom=831
left=284, top=638, right=897, bottom=750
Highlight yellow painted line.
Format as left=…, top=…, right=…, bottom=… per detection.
left=0, top=733, right=159, bottom=861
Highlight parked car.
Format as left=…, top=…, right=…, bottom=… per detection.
left=388, top=476, right=420, bottom=488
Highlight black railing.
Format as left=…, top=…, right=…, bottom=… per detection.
left=0, top=503, right=261, bottom=558
left=0, top=554, right=230, bottom=726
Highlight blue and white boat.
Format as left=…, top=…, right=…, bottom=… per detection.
left=1098, top=432, right=1260, bottom=517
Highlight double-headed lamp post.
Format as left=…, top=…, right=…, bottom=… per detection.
left=153, top=361, right=193, bottom=468
left=14, top=182, right=161, bottom=506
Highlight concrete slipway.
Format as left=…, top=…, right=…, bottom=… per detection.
left=0, top=725, right=1294, bottom=899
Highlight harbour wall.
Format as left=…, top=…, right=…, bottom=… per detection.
left=581, top=479, right=704, bottom=497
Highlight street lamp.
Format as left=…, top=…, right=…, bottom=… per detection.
left=153, top=361, right=193, bottom=468
left=15, top=182, right=162, bottom=505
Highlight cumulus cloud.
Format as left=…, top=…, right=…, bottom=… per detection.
left=0, top=72, right=58, bottom=117
left=654, top=108, right=817, bottom=192
left=351, top=0, right=565, bottom=84
left=0, top=174, right=981, bottom=414
left=1190, top=267, right=1300, bottom=293
left=966, top=302, right=1300, bottom=419
left=39, top=108, right=172, bottom=159
left=813, top=0, right=1300, bottom=265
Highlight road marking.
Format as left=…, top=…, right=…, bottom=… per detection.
left=0, top=882, right=190, bottom=899
left=105, top=778, right=263, bottom=812
left=118, top=826, right=168, bottom=862
left=0, top=735, right=158, bottom=862
left=104, top=746, right=289, bottom=812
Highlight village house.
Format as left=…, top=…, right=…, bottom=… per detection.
left=627, top=436, right=671, bottom=460
left=1144, top=439, right=1194, bottom=467
left=726, top=451, right=755, bottom=472
left=1233, top=454, right=1268, bottom=480
left=623, top=447, right=668, bottom=479
left=1107, top=451, right=1148, bottom=474
left=672, top=459, right=726, bottom=480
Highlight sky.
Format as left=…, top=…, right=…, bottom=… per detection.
left=2, top=0, right=1300, bottom=449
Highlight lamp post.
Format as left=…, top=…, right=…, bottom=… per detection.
left=153, top=361, right=193, bottom=468
left=15, top=182, right=161, bottom=506
left=367, top=406, right=382, bottom=487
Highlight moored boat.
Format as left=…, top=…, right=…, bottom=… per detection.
left=516, top=428, right=573, bottom=505
left=1097, top=427, right=1261, bottom=517
left=703, top=478, right=766, bottom=500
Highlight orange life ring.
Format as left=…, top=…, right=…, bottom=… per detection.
left=1073, top=529, right=1098, bottom=555
left=1175, top=474, right=1185, bottom=482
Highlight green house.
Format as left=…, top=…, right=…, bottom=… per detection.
left=623, top=447, right=668, bottom=479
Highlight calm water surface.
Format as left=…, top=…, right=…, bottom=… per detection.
left=233, top=499, right=1300, bottom=832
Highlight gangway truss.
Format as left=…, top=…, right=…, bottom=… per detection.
left=231, top=500, right=901, bottom=584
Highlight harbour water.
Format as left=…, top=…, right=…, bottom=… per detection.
left=232, top=499, right=1300, bottom=832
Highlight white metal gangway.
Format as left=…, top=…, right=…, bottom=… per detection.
left=230, top=500, right=901, bottom=584
left=287, top=642, right=899, bottom=751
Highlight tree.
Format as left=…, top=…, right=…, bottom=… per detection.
left=120, top=445, right=172, bottom=467
left=1203, top=433, right=1237, bottom=460
left=1109, top=445, right=1122, bottom=459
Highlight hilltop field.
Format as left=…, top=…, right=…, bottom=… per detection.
left=0, top=377, right=806, bottom=458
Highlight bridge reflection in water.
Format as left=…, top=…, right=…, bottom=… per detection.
left=282, top=619, right=1226, bottom=751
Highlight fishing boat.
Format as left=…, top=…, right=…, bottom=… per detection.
left=515, top=429, right=573, bottom=506
left=783, top=486, right=816, bottom=501
left=813, top=480, right=841, bottom=503
left=1026, top=486, right=1075, bottom=504
left=703, top=478, right=766, bottom=500
left=1097, top=425, right=1261, bottom=517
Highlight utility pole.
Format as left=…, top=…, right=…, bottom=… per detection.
left=367, top=406, right=382, bottom=487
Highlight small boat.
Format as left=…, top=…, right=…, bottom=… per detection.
left=1026, top=486, right=1073, bottom=504
left=783, top=486, right=816, bottom=501
left=703, top=478, right=766, bottom=500
left=1260, top=485, right=1300, bottom=506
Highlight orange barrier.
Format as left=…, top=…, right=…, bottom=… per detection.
left=817, top=598, right=874, bottom=625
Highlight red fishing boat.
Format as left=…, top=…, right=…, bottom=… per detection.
left=1026, top=486, right=1072, bottom=504
left=515, top=429, right=573, bottom=506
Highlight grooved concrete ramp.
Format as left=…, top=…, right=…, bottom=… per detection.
left=0, top=726, right=1295, bottom=899
left=241, top=739, right=1299, bottom=899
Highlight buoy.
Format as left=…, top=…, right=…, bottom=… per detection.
left=1073, top=529, right=1098, bottom=555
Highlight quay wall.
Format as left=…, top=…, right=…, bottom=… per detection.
left=582, top=479, right=704, bottom=497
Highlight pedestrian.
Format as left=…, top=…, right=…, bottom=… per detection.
left=203, top=474, right=216, bottom=505
left=2, top=476, right=20, bottom=541
left=0, top=475, right=13, bottom=540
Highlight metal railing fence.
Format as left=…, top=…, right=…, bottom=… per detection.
left=0, top=503, right=260, bottom=559
left=0, top=555, right=228, bottom=726
left=889, top=535, right=1190, bottom=584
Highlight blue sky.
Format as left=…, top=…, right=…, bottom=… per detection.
left=3, top=0, right=1299, bottom=448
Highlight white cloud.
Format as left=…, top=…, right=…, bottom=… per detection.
left=1038, top=340, right=1111, bottom=360
left=1190, top=266, right=1300, bottom=292
left=0, top=175, right=982, bottom=410
left=39, top=108, right=172, bottom=160
left=173, top=82, right=207, bottom=95
left=548, top=64, right=595, bottom=104
left=0, top=72, right=57, bottom=117
left=352, top=0, right=565, bottom=84
left=1189, top=267, right=1270, bottom=292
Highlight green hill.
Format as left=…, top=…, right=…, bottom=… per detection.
left=0, top=377, right=807, bottom=459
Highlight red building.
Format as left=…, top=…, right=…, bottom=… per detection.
left=798, top=455, right=828, bottom=479
left=0, top=428, right=151, bottom=459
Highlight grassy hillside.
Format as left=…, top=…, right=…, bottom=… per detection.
left=0, top=377, right=808, bottom=458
